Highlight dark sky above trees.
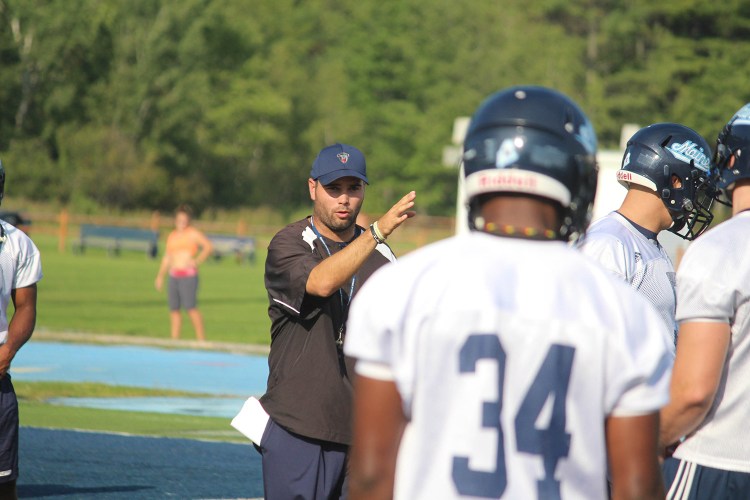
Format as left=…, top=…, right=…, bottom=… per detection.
left=1, top=0, right=748, bottom=216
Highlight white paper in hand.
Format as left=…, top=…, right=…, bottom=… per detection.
left=230, top=396, right=270, bottom=446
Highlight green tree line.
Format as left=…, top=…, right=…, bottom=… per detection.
left=1, top=0, right=749, bottom=216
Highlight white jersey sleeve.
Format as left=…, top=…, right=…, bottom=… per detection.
left=675, top=224, right=738, bottom=324
left=576, top=229, right=629, bottom=281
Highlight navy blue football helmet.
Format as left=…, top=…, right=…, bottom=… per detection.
left=714, top=103, right=750, bottom=205
left=462, top=85, right=598, bottom=241
left=617, top=123, right=716, bottom=240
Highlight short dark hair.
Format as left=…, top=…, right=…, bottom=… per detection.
left=176, top=204, right=193, bottom=218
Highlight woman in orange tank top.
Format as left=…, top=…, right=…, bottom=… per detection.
left=155, top=204, right=213, bottom=341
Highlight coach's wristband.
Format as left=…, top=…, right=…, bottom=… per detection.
left=370, top=223, right=386, bottom=244
left=374, top=221, right=387, bottom=241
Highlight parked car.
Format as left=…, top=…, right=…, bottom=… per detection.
left=0, top=210, right=31, bottom=234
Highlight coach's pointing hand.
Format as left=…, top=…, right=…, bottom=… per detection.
left=376, top=191, right=416, bottom=239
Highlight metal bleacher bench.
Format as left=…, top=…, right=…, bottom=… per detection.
left=207, top=234, right=256, bottom=264
left=77, top=224, right=159, bottom=258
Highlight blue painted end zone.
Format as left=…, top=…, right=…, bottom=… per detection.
left=12, top=342, right=269, bottom=396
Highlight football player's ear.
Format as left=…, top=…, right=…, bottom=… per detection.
left=671, top=174, right=683, bottom=189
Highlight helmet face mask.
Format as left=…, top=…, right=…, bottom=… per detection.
left=673, top=169, right=717, bottom=240
left=618, top=123, right=716, bottom=240
left=714, top=103, right=750, bottom=204
left=462, top=86, right=598, bottom=242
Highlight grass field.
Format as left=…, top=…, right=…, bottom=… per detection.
left=16, top=381, right=247, bottom=443
left=19, top=232, right=271, bottom=438
left=17, top=219, right=453, bottom=440
left=32, top=233, right=272, bottom=345
left=31, top=219, right=453, bottom=345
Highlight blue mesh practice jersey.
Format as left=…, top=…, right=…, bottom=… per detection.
left=576, top=211, right=677, bottom=352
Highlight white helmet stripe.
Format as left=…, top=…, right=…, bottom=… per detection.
left=465, top=169, right=572, bottom=207
left=616, top=169, right=658, bottom=191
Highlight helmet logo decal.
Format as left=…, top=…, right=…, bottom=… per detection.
left=495, top=139, right=520, bottom=169
left=666, top=141, right=710, bottom=171
left=733, top=103, right=750, bottom=122
left=575, top=120, right=597, bottom=154
left=622, top=152, right=631, bottom=168
left=478, top=171, right=538, bottom=190
left=337, top=152, right=350, bottom=164
left=617, top=171, right=632, bottom=182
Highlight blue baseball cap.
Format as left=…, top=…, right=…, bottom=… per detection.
left=310, top=143, right=369, bottom=185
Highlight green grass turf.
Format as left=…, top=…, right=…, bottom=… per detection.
left=31, top=233, right=271, bottom=345
left=28, top=220, right=452, bottom=346
left=16, top=381, right=247, bottom=443
left=18, top=225, right=451, bottom=441
left=14, top=380, right=219, bottom=399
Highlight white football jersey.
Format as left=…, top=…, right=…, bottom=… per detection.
left=576, top=211, right=677, bottom=351
left=672, top=211, right=750, bottom=472
left=0, top=220, right=42, bottom=345
left=346, top=231, right=672, bottom=500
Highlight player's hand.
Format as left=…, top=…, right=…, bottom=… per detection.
left=663, top=442, right=678, bottom=459
left=377, top=191, right=416, bottom=238
left=0, top=344, right=14, bottom=379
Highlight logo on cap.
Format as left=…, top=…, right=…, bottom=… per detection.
left=337, top=152, right=350, bottom=164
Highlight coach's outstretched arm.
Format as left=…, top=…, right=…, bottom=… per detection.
left=306, top=190, right=416, bottom=298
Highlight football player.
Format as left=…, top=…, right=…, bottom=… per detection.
left=345, top=86, right=672, bottom=499
left=0, top=160, right=43, bottom=500
left=576, top=123, right=717, bottom=351
left=660, top=104, right=750, bottom=497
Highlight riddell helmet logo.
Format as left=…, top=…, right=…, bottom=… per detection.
left=617, top=171, right=632, bottom=181
left=479, top=172, right=537, bottom=189
left=337, top=152, right=350, bottom=164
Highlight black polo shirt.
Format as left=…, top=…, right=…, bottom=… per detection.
left=260, top=217, right=395, bottom=445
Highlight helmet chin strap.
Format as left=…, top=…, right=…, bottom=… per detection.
left=669, top=216, right=686, bottom=233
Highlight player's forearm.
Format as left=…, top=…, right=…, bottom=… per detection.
left=6, top=289, right=37, bottom=355
left=348, top=476, right=394, bottom=500
left=348, top=426, right=399, bottom=500
left=607, top=413, right=665, bottom=499
left=659, top=322, right=728, bottom=450
left=6, top=313, right=35, bottom=355
left=610, top=478, right=664, bottom=500
left=659, top=399, right=711, bottom=450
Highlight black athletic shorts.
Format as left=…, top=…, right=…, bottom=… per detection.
left=0, top=375, right=19, bottom=483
